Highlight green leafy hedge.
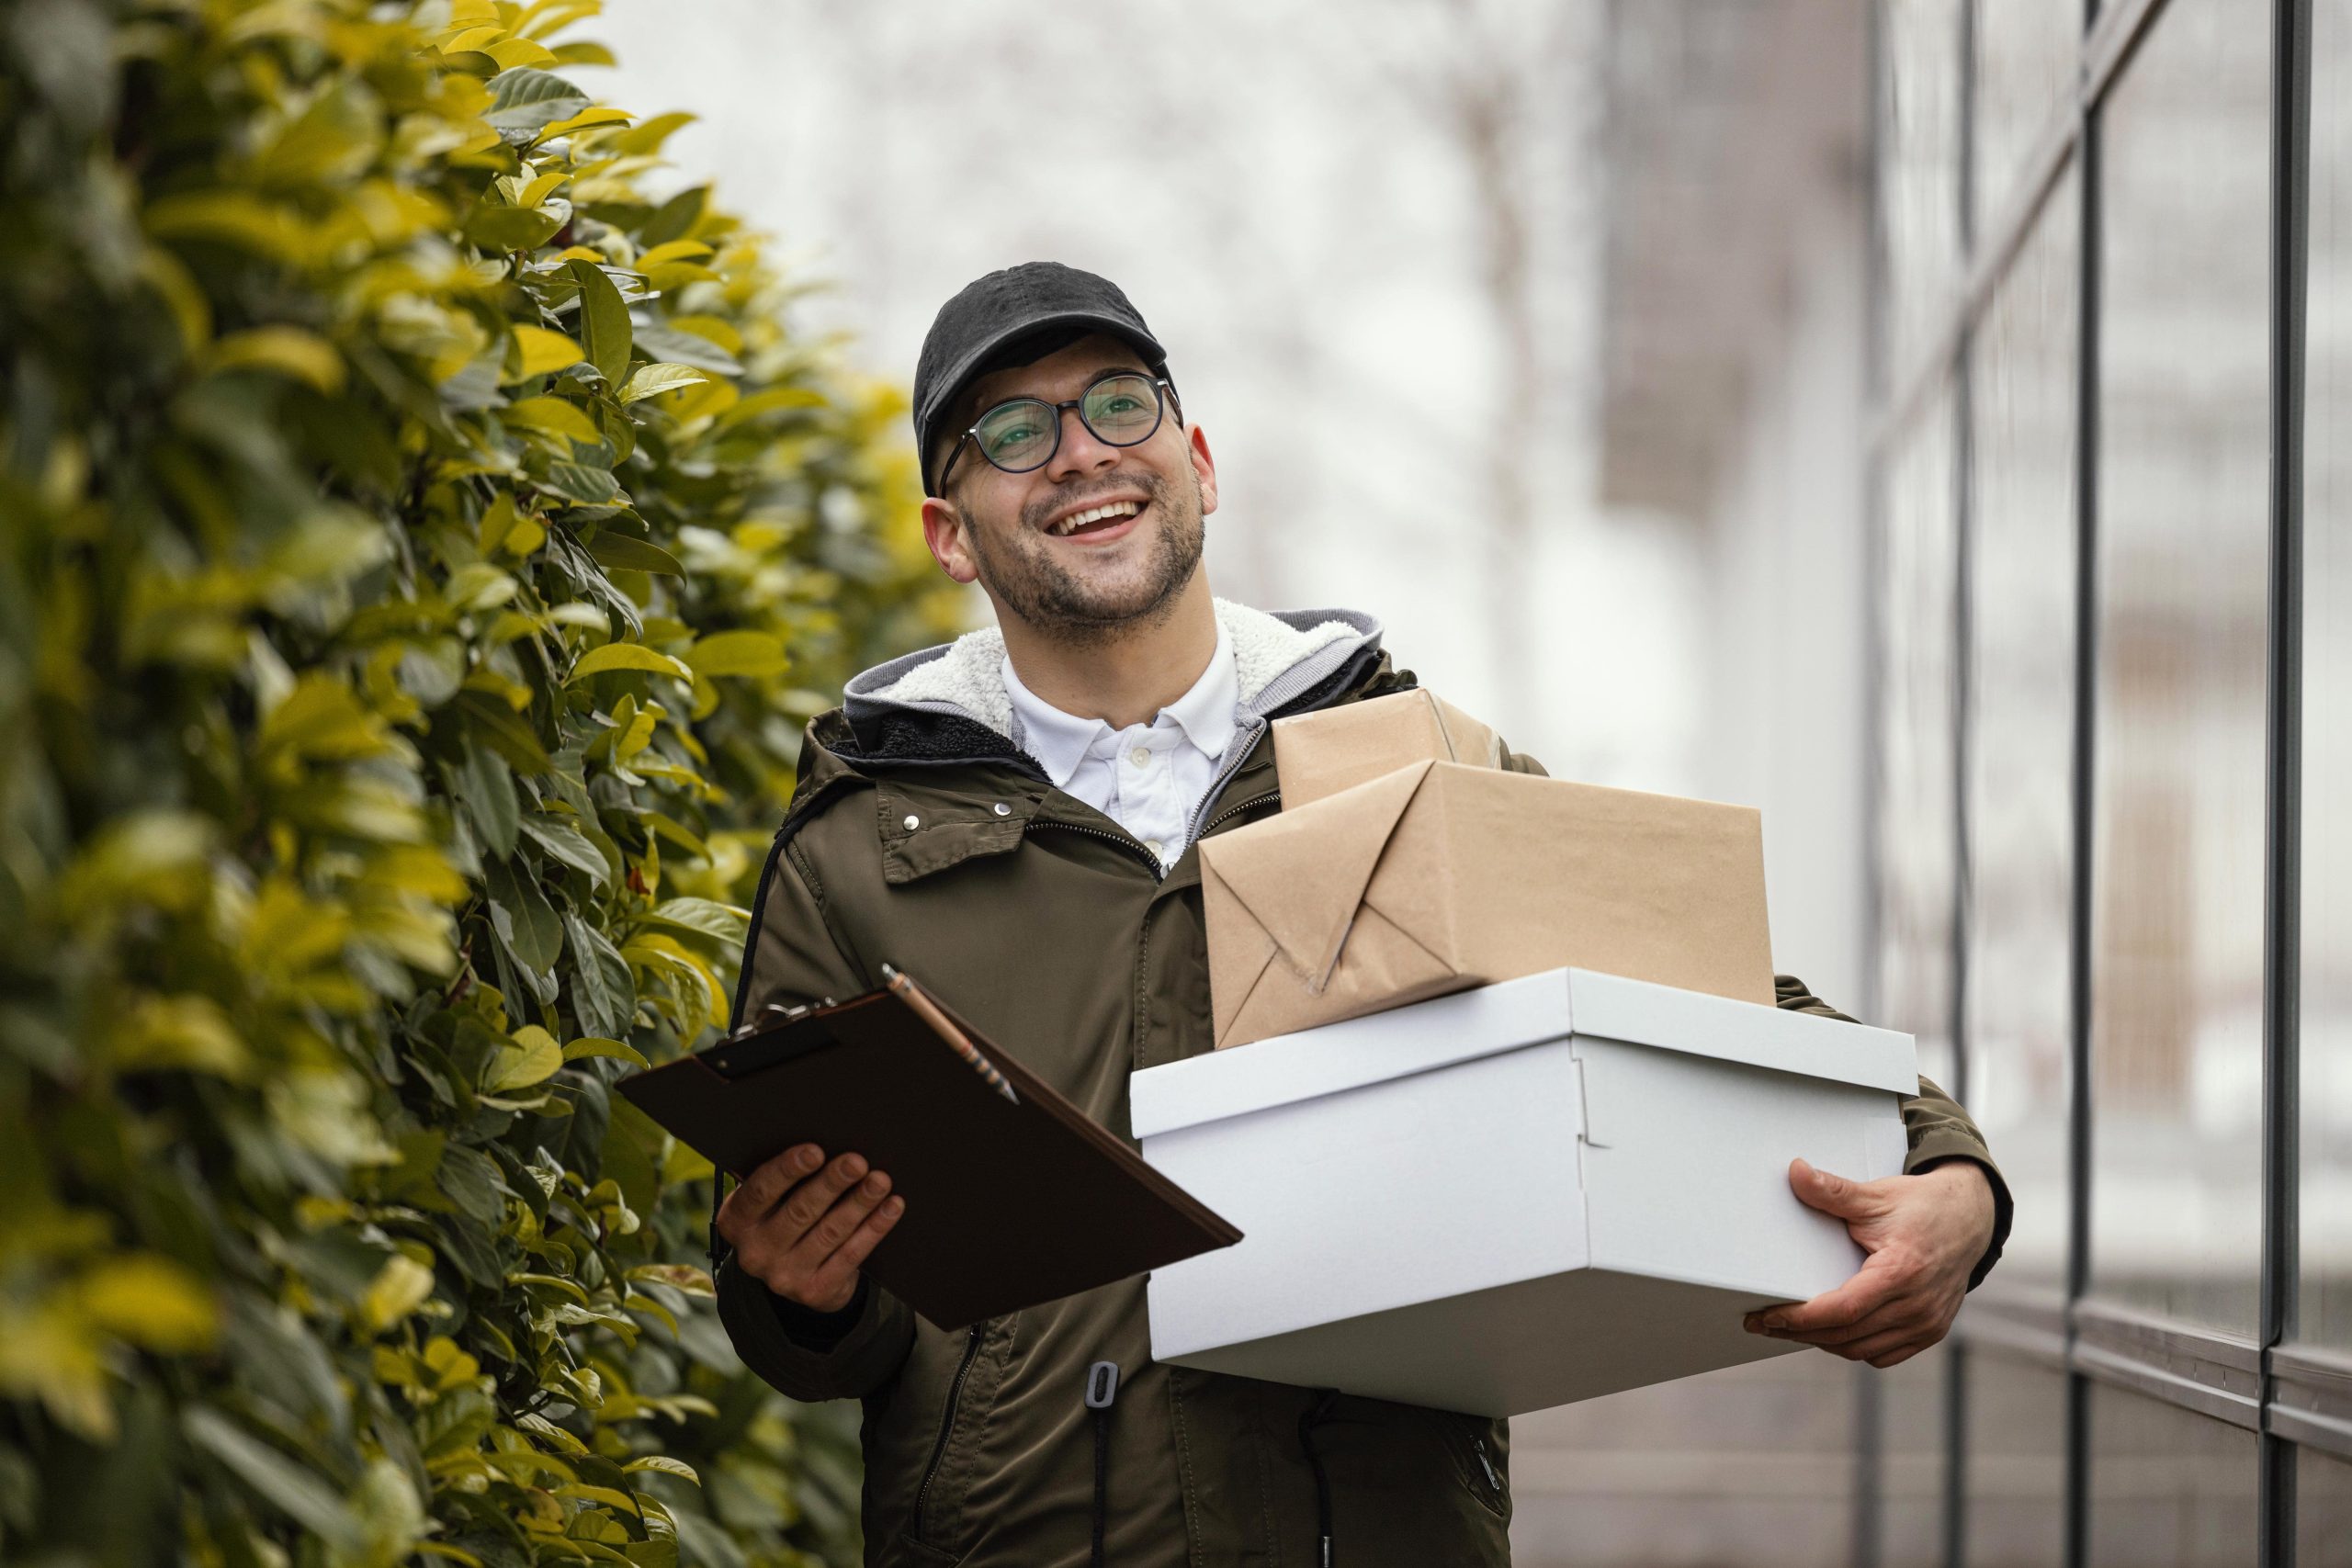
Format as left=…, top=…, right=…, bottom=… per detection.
left=0, top=2, right=960, bottom=1562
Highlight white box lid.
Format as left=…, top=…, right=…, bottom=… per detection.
left=1130, top=968, right=1917, bottom=1139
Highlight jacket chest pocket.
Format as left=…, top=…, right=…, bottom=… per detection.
left=876, top=781, right=1035, bottom=885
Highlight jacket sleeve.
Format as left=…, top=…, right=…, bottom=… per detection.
left=1775, top=974, right=2013, bottom=1291
left=711, top=827, right=917, bottom=1402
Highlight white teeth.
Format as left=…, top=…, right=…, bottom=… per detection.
left=1050, top=500, right=1141, bottom=536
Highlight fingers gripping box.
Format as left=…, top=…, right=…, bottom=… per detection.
left=1132, top=969, right=1917, bottom=1416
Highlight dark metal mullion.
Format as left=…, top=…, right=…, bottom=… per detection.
left=2261, top=0, right=2312, bottom=1558
left=2065, top=0, right=2104, bottom=1560
left=1947, top=0, right=1979, bottom=1553
left=1857, top=7, right=1892, bottom=1568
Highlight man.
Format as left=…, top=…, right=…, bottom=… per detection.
left=712, top=262, right=2009, bottom=1567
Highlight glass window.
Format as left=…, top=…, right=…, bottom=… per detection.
left=2299, top=1445, right=2352, bottom=1566
left=1879, top=388, right=1958, bottom=1085
left=1972, top=1, right=2082, bottom=231
left=2302, top=0, right=2352, bottom=1355
left=2087, top=0, right=2271, bottom=1335
left=1962, top=1351, right=2066, bottom=1567
left=1881, top=0, right=1966, bottom=388
left=1874, top=1343, right=1951, bottom=1567
left=2086, top=1383, right=2257, bottom=1565
left=1965, top=166, right=2081, bottom=1292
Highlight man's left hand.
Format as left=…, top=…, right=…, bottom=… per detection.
left=1742, top=1156, right=1996, bottom=1370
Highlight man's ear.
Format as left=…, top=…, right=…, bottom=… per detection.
left=920, top=496, right=981, bottom=585
left=1186, top=423, right=1219, bottom=517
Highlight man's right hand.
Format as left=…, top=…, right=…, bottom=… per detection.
left=715, top=1143, right=905, bottom=1314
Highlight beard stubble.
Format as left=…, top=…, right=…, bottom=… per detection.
left=963, top=466, right=1206, bottom=648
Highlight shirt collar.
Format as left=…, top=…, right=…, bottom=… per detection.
left=1001, top=620, right=1240, bottom=788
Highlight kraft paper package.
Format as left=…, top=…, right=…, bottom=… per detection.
left=1198, top=760, right=1776, bottom=1050
left=1271, top=688, right=1504, bottom=809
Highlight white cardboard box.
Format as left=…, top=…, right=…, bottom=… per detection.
left=1132, top=968, right=1917, bottom=1416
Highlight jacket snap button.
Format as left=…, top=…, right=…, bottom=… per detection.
left=902, top=814, right=921, bottom=830
left=993, top=802, right=1011, bottom=817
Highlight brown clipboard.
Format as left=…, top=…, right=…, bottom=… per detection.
left=616, top=971, right=1242, bottom=1329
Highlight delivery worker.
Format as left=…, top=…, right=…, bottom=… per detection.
left=710, top=262, right=2009, bottom=1567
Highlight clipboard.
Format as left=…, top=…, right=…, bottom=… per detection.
left=616, top=970, right=1242, bottom=1328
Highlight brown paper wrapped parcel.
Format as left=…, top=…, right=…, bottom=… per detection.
left=1200, top=759, right=1776, bottom=1049
left=1270, top=688, right=1503, bottom=808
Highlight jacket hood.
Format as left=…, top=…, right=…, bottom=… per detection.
left=842, top=599, right=1383, bottom=750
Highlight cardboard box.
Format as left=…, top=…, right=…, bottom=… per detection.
left=1134, top=968, right=1917, bottom=1416
left=1199, top=761, right=1774, bottom=1050
left=1272, top=688, right=1503, bottom=809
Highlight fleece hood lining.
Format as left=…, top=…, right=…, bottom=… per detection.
left=848, top=599, right=1375, bottom=745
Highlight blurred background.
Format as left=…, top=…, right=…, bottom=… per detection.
left=588, top=0, right=2352, bottom=1562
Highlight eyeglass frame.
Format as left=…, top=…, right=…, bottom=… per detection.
left=933, top=370, right=1182, bottom=495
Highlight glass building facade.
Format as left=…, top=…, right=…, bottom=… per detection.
left=1868, top=0, right=2352, bottom=1561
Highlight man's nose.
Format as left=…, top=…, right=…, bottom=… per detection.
left=1044, top=404, right=1119, bottom=482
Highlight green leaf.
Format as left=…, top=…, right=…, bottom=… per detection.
left=568, top=643, right=693, bottom=682
left=465, top=203, right=564, bottom=253
left=540, top=461, right=623, bottom=504
left=458, top=690, right=551, bottom=776
left=519, top=812, right=611, bottom=890
left=640, top=897, right=749, bottom=946
left=183, top=1407, right=363, bottom=1550
left=457, top=740, right=520, bottom=858
left=562, top=912, right=637, bottom=1041
left=582, top=532, right=683, bottom=576
left=617, top=362, right=709, bottom=404
left=485, top=855, right=562, bottom=972
left=569, top=259, right=634, bottom=385
left=484, top=67, right=592, bottom=130
left=563, top=1036, right=650, bottom=1070
left=503, top=395, right=603, bottom=444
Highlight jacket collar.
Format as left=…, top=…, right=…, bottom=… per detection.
left=841, top=599, right=1383, bottom=761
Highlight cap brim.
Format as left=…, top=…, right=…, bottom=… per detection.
left=921, top=311, right=1168, bottom=493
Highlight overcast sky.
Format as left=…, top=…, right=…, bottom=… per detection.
left=588, top=0, right=1705, bottom=790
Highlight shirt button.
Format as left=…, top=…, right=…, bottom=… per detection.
left=1129, top=746, right=1152, bottom=767
left=902, top=814, right=921, bottom=830
left=1145, top=839, right=1164, bottom=858
left=992, top=802, right=1011, bottom=817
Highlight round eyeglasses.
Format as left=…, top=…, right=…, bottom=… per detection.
left=936, top=371, right=1179, bottom=493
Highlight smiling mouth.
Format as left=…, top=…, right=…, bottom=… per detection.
left=1045, top=498, right=1145, bottom=537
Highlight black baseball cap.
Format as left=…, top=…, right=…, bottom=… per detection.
left=913, top=262, right=1170, bottom=496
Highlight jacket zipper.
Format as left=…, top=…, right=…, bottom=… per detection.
left=1200, top=790, right=1278, bottom=836
left=911, top=1323, right=986, bottom=1540
left=1025, top=818, right=1168, bottom=879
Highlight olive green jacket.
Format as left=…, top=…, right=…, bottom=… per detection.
left=712, top=604, right=2009, bottom=1568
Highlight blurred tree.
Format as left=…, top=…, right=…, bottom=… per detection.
left=0, top=2, right=961, bottom=1562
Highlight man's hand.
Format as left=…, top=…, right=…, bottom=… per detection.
left=1743, top=1156, right=1996, bottom=1369
left=716, top=1143, right=905, bottom=1314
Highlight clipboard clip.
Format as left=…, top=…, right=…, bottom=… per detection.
left=729, top=998, right=836, bottom=1041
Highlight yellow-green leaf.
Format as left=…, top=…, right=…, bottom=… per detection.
left=617, top=364, right=707, bottom=404
left=207, top=327, right=346, bottom=395
left=621, top=1456, right=699, bottom=1483
left=357, top=1256, right=436, bottom=1333
left=488, top=1025, right=563, bottom=1090
left=635, top=240, right=711, bottom=268
left=78, top=1255, right=220, bottom=1352
left=681, top=630, right=786, bottom=679
left=567, top=643, right=693, bottom=682
left=508, top=325, right=584, bottom=381
left=503, top=396, right=602, bottom=443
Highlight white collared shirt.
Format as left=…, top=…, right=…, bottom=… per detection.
left=1002, top=625, right=1240, bottom=869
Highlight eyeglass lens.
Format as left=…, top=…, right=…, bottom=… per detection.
left=972, top=374, right=1162, bottom=473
